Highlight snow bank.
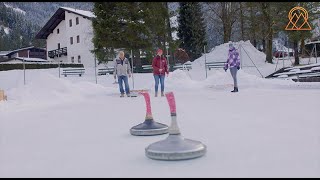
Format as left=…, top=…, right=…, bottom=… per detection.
left=166, top=69, right=203, bottom=90
left=2, top=70, right=115, bottom=110
left=167, top=67, right=320, bottom=92
left=191, top=41, right=280, bottom=77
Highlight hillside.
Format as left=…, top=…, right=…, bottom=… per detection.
left=0, top=2, right=94, bottom=51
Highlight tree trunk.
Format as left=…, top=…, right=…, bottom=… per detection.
left=262, top=2, right=273, bottom=63
left=262, top=39, right=266, bottom=52
left=266, top=37, right=273, bottom=63
left=294, top=40, right=299, bottom=65
left=239, top=2, right=245, bottom=40
left=223, top=26, right=229, bottom=43
left=253, top=39, right=257, bottom=48
left=133, top=49, right=142, bottom=67
left=300, top=38, right=305, bottom=57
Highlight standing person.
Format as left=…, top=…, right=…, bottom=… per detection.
left=114, top=51, right=132, bottom=97
left=152, top=49, right=169, bottom=97
left=224, top=42, right=240, bottom=92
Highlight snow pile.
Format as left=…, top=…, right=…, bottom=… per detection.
left=166, top=69, right=203, bottom=90
left=4, top=71, right=114, bottom=109
left=168, top=67, right=320, bottom=92
left=193, top=40, right=267, bottom=67
left=191, top=41, right=279, bottom=77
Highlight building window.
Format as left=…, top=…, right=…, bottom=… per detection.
left=71, top=56, right=74, bottom=63
left=57, top=28, right=59, bottom=34
left=78, top=55, right=81, bottom=63
left=58, top=43, right=60, bottom=49
left=76, top=17, right=79, bottom=25
left=70, top=37, right=73, bottom=45
left=77, top=35, right=80, bottom=43
left=69, top=19, right=72, bottom=27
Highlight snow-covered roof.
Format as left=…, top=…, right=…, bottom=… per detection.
left=0, top=47, right=46, bottom=57
left=0, top=51, right=12, bottom=56
left=35, top=7, right=95, bottom=39
left=0, top=57, right=47, bottom=63
left=61, top=7, right=95, bottom=18
left=15, top=57, right=48, bottom=62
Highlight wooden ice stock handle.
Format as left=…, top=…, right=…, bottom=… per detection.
left=165, top=92, right=176, bottom=115
left=139, top=92, right=152, bottom=117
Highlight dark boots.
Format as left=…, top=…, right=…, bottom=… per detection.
left=231, top=87, right=239, bottom=93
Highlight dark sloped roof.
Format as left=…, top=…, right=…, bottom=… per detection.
left=1, top=46, right=46, bottom=57
left=35, top=7, right=95, bottom=39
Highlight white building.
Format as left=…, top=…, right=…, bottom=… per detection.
left=35, top=7, right=96, bottom=68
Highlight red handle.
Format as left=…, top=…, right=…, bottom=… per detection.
left=165, top=92, right=176, bottom=115
left=140, top=92, right=152, bottom=117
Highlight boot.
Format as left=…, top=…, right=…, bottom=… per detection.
left=120, top=93, right=125, bottom=97
left=231, top=87, right=238, bottom=93
left=161, top=92, right=164, bottom=97
left=126, top=93, right=131, bottom=97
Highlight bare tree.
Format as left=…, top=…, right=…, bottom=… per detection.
left=206, top=2, right=240, bottom=43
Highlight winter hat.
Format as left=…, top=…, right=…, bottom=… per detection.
left=157, top=49, right=163, bottom=54
left=228, top=41, right=233, bottom=48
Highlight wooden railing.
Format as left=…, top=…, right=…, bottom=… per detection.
left=48, top=47, right=67, bottom=58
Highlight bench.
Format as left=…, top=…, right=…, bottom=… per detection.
left=205, top=62, right=226, bottom=70
left=142, top=65, right=153, bottom=70
left=61, top=68, right=85, bottom=77
left=172, top=63, right=192, bottom=71
left=98, top=67, right=114, bottom=76
left=133, top=65, right=153, bottom=73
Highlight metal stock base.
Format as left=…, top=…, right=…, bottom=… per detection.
left=145, top=134, right=206, bottom=161
left=130, top=119, right=169, bottom=136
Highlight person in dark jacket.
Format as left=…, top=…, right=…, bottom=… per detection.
left=152, top=49, right=169, bottom=97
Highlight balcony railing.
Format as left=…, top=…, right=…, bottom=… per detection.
left=48, top=47, right=67, bottom=59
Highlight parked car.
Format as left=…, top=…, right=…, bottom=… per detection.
left=273, top=51, right=288, bottom=58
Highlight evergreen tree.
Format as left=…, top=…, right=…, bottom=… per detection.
left=177, top=2, right=207, bottom=61
left=92, top=2, right=171, bottom=65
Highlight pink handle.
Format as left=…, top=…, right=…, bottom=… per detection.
left=140, top=92, right=152, bottom=117
left=165, top=92, right=176, bottom=114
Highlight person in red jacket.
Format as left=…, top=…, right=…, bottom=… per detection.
left=152, top=49, right=169, bottom=97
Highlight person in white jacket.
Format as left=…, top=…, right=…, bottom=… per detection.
left=114, top=51, right=132, bottom=97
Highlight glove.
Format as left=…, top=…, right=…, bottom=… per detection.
left=223, top=67, right=227, bottom=72
left=237, top=66, right=240, bottom=70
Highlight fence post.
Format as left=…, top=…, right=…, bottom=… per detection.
left=23, top=57, right=26, bottom=85
left=204, top=45, right=207, bottom=79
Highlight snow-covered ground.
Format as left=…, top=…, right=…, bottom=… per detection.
left=0, top=42, right=320, bottom=177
